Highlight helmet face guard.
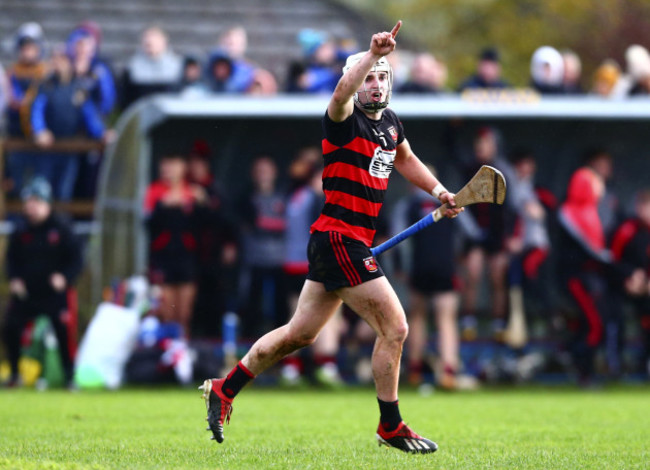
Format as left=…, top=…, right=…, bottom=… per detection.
left=343, top=53, right=393, bottom=112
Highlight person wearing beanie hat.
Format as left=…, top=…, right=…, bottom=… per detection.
left=2, top=177, right=83, bottom=389
left=458, top=46, right=510, bottom=91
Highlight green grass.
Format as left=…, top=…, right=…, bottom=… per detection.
left=1, top=385, right=649, bottom=469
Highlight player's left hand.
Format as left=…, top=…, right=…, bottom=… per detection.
left=439, top=192, right=464, bottom=218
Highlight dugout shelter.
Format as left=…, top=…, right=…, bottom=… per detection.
left=91, top=93, right=650, bottom=304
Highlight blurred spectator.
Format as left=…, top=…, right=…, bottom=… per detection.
left=143, top=154, right=208, bottom=337
left=458, top=127, right=516, bottom=341
left=583, top=148, right=622, bottom=241
left=591, top=60, right=621, bottom=98
left=5, top=22, right=48, bottom=197
left=384, top=50, right=406, bottom=91
left=247, top=68, right=278, bottom=95
left=561, top=49, right=584, bottom=94
left=458, top=47, right=510, bottom=91
left=557, top=165, right=611, bottom=386
left=237, top=155, right=287, bottom=338
left=185, top=141, right=238, bottom=336
left=65, top=22, right=116, bottom=198
left=287, top=145, right=321, bottom=192
left=396, top=167, right=476, bottom=391
left=2, top=178, right=82, bottom=388
left=0, top=63, right=9, bottom=133
left=204, top=48, right=276, bottom=94
left=286, top=29, right=341, bottom=93
left=507, top=149, right=551, bottom=322
left=177, top=55, right=207, bottom=95
left=122, top=26, right=183, bottom=108
left=624, top=44, right=650, bottom=96
left=30, top=47, right=108, bottom=201
left=66, top=22, right=116, bottom=116
left=398, top=53, right=446, bottom=94
left=216, top=26, right=256, bottom=92
left=610, top=190, right=650, bottom=378
left=530, top=46, right=565, bottom=95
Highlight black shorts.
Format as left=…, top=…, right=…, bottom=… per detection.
left=306, top=231, right=384, bottom=291
left=149, top=257, right=198, bottom=285
left=409, top=271, right=455, bottom=295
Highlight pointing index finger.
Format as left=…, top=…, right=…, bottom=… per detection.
left=391, top=20, right=402, bottom=38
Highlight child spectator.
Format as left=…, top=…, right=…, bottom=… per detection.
left=2, top=178, right=82, bottom=388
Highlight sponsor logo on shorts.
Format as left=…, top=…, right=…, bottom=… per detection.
left=363, top=256, right=378, bottom=272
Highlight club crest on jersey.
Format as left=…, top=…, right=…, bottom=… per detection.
left=387, top=126, right=398, bottom=142
left=363, top=256, right=378, bottom=272
left=369, top=147, right=396, bottom=179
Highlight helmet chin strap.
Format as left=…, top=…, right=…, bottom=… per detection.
left=355, top=83, right=390, bottom=112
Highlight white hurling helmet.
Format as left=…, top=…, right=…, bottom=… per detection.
left=342, top=52, right=393, bottom=112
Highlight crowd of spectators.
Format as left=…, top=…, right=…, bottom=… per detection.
left=2, top=20, right=650, bottom=388
left=2, top=20, right=650, bottom=199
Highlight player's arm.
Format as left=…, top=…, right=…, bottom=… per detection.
left=394, top=138, right=463, bottom=217
left=327, top=21, right=401, bottom=122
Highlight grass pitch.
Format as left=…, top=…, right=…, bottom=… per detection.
left=1, top=385, right=649, bottom=469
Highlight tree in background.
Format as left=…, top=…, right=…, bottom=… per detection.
left=339, top=0, right=650, bottom=89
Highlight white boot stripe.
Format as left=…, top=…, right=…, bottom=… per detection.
left=405, top=439, right=416, bottom=451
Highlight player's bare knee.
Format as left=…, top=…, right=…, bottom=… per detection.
left=383, top=320, right=408, bottom=344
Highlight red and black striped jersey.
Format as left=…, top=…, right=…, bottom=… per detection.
left=311, top=106, right=405, bottom=246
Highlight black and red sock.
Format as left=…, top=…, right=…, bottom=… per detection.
left=377, top=398, right=402, bottom=432
left=221, top=361, right=255, bottom=399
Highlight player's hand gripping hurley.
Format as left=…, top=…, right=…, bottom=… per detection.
left=371, top=165, right=507, bottom=256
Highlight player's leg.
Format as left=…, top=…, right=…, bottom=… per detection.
left=2, top=301, right=30, bottom=386
left=175, top=282, right=197, bottom=338
left=433, top=291, right=461, bottom=389
left=312, top=307, right=344, bottom=387
left=405, top=289, right=428, bottom=385
left=242, top=280, right=342, bottom=374
left=44, top=296, right=75, bottom=386
left=488, top=251, right=510, bottom=338
left=337, top=276, right=407, bottom=401
left=337, top=277, right=438, bottom=453
left=461, top=246, right=484, bottom=340
left=200, top=280, right=341, bottom=443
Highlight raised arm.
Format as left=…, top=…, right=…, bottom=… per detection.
left=327, top=21, right=401, bottom=122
